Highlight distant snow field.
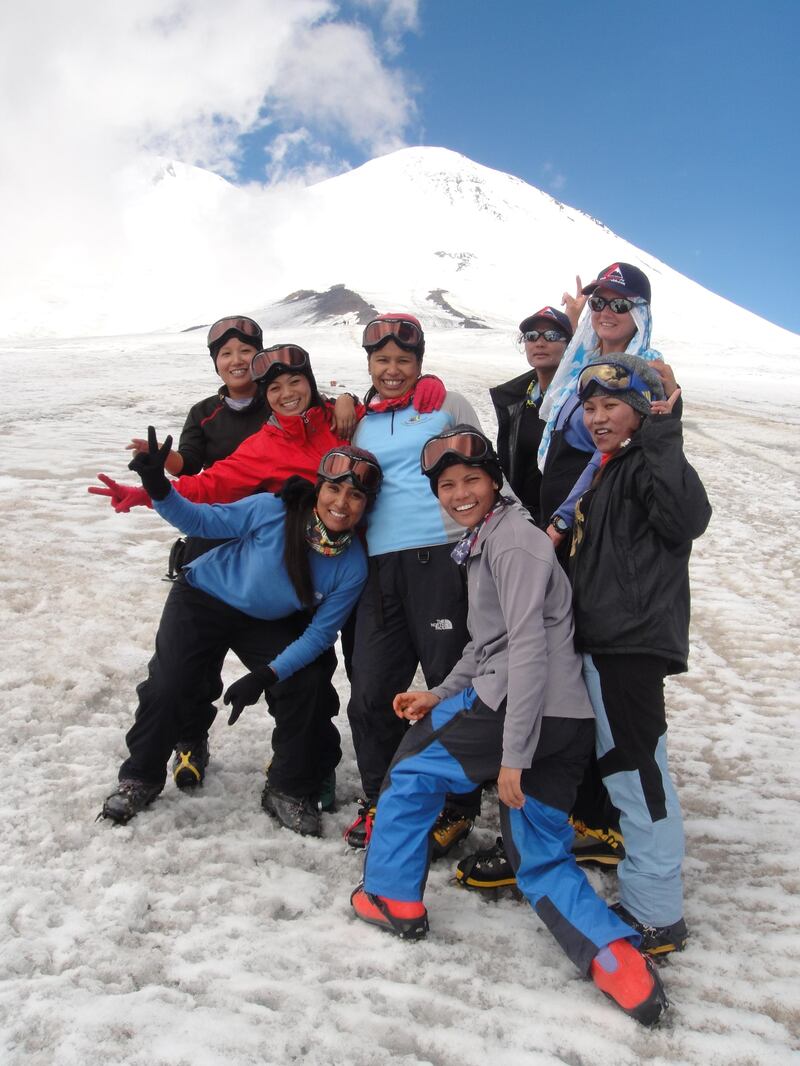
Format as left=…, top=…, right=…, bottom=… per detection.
left=1, top=326, right=799, bottom=1065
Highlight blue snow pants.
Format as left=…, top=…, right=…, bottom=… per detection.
left=582, top=653, right=685, bottom=927
left=363, top=687, right=637, bottom=974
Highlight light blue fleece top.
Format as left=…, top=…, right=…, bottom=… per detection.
left=353, top=392, right=482, bottom=556
left=153, top=488, right=367, bottom=680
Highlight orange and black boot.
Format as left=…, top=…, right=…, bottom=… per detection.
left=350, top=887, right=429, bottom=940
left=590, top=938, right=669, bottom=1026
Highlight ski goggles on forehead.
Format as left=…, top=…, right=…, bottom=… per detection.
left=420, top=430, right=490, bottom=475
left=250, top=344, right=310, bottom=382
left=362, top=318, right=423, bottom=351
left=578, top=361, right=653, bottom=402
left=318, top=451, right=382, bottom=494
left=207, top=316, right=262, bottom=349
left=588, top=295, right=640, bottom=314
left=523, top=329, right=568, bottom=343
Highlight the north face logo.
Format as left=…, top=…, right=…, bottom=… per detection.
left=430, top=619, right=454, bottom=631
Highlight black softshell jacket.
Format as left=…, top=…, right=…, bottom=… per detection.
left=569, top=414, right=711, bottom=672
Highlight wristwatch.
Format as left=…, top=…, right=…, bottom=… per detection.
left=550, top=514, right=570, bottom=535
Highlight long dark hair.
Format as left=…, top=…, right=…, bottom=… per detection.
left=277, top=476, right=318, bottom=610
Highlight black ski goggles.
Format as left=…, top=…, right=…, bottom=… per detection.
left=420, top=429, right=491, bottom=476
left=318, top=450, right=382, bottom=495
left=577, top=361, right=653, bottom=402
left=250, top=344, right=310, bottom=383
left=207, top=316, right=262, bottom=349
left=362, top=318, right=423, bottom=352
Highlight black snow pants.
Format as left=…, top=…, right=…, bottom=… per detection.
left=119, top=577, right=340, bottom=796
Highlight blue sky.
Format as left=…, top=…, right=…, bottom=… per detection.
left=241, top=1, right=799, bottom=334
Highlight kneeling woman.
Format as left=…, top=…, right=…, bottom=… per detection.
left=350, top=426, right=668, bottom=1027
left=100, top=437, right=382, bottom=837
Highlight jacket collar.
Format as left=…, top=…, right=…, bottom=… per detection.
left=267, top=401, right=333, bottom=441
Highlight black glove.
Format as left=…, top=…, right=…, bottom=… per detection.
left=224, top=666, right=277, bottom=725
left=128, top=425, right=173, bottom=501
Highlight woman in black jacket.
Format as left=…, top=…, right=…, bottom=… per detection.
left=570, top=353, right=711, bottom=956
left=489, top=306, right=572, bottom=526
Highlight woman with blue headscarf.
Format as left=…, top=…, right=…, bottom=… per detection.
left=536, top=263, right=676, bottom=556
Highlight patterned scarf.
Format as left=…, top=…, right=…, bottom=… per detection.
left=525, top=377, right=542, bottom=408
left=537, top=301, right=660, bottom=472
left=305, top=510, right=353, bottom=556
left=450, top=496, right=512, bottom=566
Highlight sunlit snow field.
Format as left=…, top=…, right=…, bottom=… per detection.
left=1, top=325, right=799, bottom=1065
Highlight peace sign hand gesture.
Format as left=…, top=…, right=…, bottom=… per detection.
left=127, top=425, right=173, bottom=501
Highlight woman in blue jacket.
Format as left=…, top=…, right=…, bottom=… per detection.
left=345, top=314, right=485, bottom=852
left=100, top=437, right=382, bottom=837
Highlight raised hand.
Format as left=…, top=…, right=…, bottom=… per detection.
left=650, top=388, right=682, bottom=417
left=88, top=474, right=151, bottom=512
left=562, top=274, right=588, bottom=330
left=127, top=426, right=173, bottom=501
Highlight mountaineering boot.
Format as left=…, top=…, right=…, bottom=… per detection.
left=172, top=737, right=210, bottom=790
left=261, top=783, right=321, bottom=837
left=610, top=902, right=688, bottom=956
left=431, top=807, right=474, bottom=859
left=455, top=837, right=518, bottom=894
left=317, top=770, right=336, bottom=814
left=344, top=800, right=376, bottom=849
left=570, top=818, right=626, bottom=868
left=350, top=887, right=429, bottom=940
left=590, top=938, right=669, bottom=1026
left=99, top=779, right=162, bottom=825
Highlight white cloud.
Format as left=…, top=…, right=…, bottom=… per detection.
left=0, top=0, right=419, bottom=335
left=541, top=161, right=567, bottom=193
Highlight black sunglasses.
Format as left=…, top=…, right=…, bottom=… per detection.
left=523, top=329, right=568, bottom=343
left=588, top=295, right=636, bottom=314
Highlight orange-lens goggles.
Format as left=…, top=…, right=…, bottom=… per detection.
left=250, top=345, right=310, bottom=382
left=318, top=451, right=382, bottom=494
left=420, top=431, right=489, bottom=474
left=207, top=316, right=262, bottom=349
left=362, top=318, right=423, bottom=350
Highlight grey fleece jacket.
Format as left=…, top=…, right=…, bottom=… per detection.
left=431, top=505, right=593, bottom=769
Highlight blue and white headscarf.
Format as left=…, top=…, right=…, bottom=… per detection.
left=537, top=301, right=660, bottom=471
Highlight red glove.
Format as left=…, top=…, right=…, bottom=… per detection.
left=413, top=374, right=446, bottom=413
left=88, top=474, right=152, bottom=513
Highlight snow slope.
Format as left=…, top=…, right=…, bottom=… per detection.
left=1, top=324, right=798, bottom=1064
left=6, top=147, right=799, bottom=356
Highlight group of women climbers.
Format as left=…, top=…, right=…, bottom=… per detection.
left=91, top=312, right=476, bottom=846
left=89, top=263, right=711, bottom=1024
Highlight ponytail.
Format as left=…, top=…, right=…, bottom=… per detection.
left=277, top=476, right=317, bottom=610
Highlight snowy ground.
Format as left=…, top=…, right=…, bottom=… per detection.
left=1, top=326, right=799, bottom=1065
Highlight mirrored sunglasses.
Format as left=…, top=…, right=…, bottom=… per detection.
left=523, top=329, right=568, bottom=343
left=588, top=295, right=636, bottom=314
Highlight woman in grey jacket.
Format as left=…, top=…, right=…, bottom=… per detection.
left=350, top=426, right=668, bottom=1028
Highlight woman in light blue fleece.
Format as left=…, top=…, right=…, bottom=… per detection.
left=99, top=436, right=381, bottom=837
